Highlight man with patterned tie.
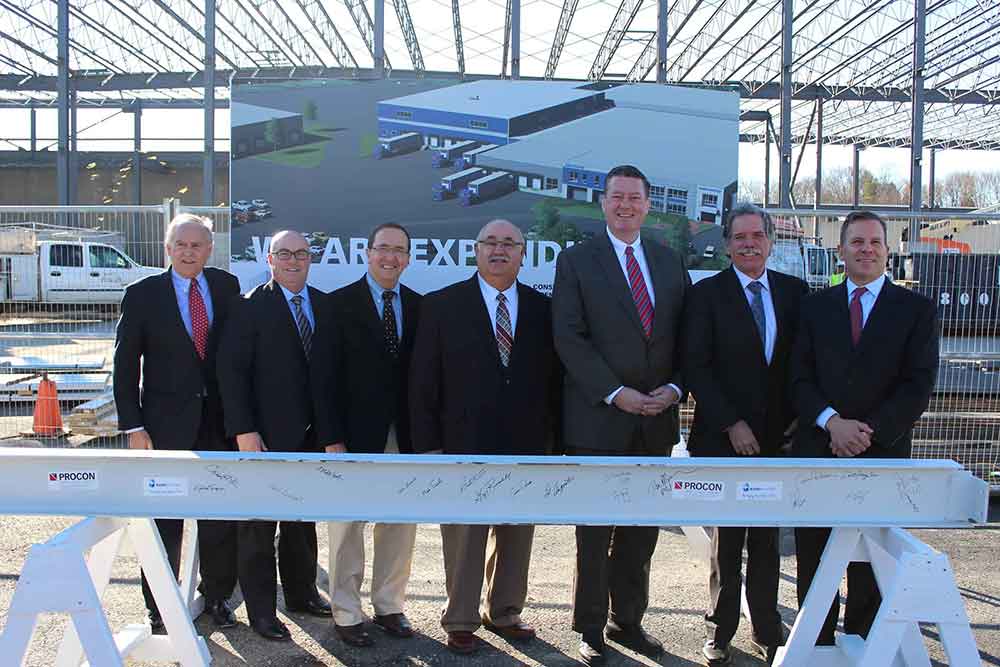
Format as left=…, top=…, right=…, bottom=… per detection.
left=113, top=214, right=241, bottom=634
left=311, top=223, right=423, bottom=647
left=217, top=230, right=334, bottom=641
left=681, top=203, right=809, bottom=666
left=790, top=210, right=938, bottom=646
left=409, top=219, right=561, bottom=655
left=551, top=164, right=690, bottom=666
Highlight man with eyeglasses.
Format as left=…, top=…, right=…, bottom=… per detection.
left=311, top=223, right=422, bottom=647
left=217, top=230, right=335, bottom=641
left=114, top=214, right=240, bottom=635
left=409, top=219, right=561, bottom=655
left=552, top=164, right=690, bottom=665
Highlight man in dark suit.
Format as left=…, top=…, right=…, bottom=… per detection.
left=410, top=219, right=560, bottom=656
left=312, top=223, right=422, bottom=647
left=217, top=230, right=334, bottom=641
left=790, top=210, right=939, bottom=645
left=551, top=164, right=689, bottom=666
left=682, top=203, right=809, bottom=666
left=113, top=214, right=240, bottom=633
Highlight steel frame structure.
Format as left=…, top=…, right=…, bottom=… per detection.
left=0, top=0, right=997, bottom=206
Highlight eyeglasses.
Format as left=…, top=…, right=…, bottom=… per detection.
left=270, top=249, right=310, bottom=261
left=477, top=240, right=524, bottom=251
left=370, top=245, right=410, bottom=257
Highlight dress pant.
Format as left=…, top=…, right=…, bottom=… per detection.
left=327, top=430, right=417, bottom=626
left=238, top=520, right=319, bottom=624
left=570, top=441, right=659, bottom=634
left=795, top=527, right=882, bottom=645
left=141, top=401, right=237, bottom=618
left=439, top=523, right=534, bottom=632
left=705, top=526, right=782, bottom=647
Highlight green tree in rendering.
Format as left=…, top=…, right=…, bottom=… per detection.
left=528, top=199, right=586, bottom=246
left=264, top=118, right=282, bottom=151
left=304, top=100, right=319, bottom=122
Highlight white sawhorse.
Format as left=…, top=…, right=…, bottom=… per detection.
left=0, top=516, right=210, bottom=667
left=775, top=526, right=980, bottom=666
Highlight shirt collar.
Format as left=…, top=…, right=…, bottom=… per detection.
left=606, top=227, right=641, bottom=256
left=366, top=272, right=398, bottom=301
left=846, top=273, right=886, bottom=299
left=171, top=268, right=206, bottom=293
left=733, top=267, right=770, bottom=292
left=278, top=283, right=309, bottom=304
left=477, top=274, right=517, bottom=304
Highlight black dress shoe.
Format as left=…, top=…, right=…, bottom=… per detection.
left=605, top=621, right=663, bottom=658
left=203, top=598, right=237, bottom=628
left=702, top=639, right=733, bottom=666
left=374, top=613, right=413, bottom=638
left=286, top=597, right=333, bottom=618
left=251, top=617, right=292, bottom=641
left=750, top=634, right=783, bottom=665
left=148, top=613, right=166, bottom=636
left=336, top=622, right=375, bottom=647
left=578, top=632, right=606, bottom=666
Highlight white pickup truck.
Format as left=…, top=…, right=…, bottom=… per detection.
left=1, top=236, right=159, bottom=304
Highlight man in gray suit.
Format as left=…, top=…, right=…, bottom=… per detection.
left=551, top=164, right=690, bottom=666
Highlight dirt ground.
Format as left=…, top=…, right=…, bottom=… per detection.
left=0, top=504, right=997, bottom=667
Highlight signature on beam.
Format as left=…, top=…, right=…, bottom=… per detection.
left=269, top=484, right=303, bottom=503
left=422, top=477, right=443, bottom=496
left=460, top=469, right=487, bottom=494
left=205, top=465, right=239, bottom=488
left=544, top=476, right=574, bottom=498
left=511, top=480, right=532, bottom=496
left=474, top=472, right=512, bottom=503
left=193, top=484, right=226, bottom=495
left=316, top=465, right=344, bottom=481
left=398, top=477, right=417, bottom=495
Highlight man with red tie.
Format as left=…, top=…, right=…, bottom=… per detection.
left=113, top=214, right=241, bottom=633
left=551, top=165, right=690, bottom=665
left=790, top=210, right=939, bottom=645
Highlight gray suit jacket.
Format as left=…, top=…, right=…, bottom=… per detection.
left=552, top=231, right=690, bottom=454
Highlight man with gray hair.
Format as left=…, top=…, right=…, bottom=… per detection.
left=409, top=219, right=560, bottom=655
left=682, top=203, right=808, bottom=665
left=114, top=213, right=241, bottom=633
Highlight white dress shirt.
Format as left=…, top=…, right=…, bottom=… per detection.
left=279, top=283, right=315, bottom=329
left=816, top=274, right=887, bottom=430
left=477, top=274, right=519, bottom=336
left=603, top=228, right=681, bottom=404
left=733, top=267, right=777, bottom=365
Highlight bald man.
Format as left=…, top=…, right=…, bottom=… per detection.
left=409, top=220, right=561, bottom=655
left=217, top=230, right=335, bottom=641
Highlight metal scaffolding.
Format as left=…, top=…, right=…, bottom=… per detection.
left=0, top=0, right=997, bottom=208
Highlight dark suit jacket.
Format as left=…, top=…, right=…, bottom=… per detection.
left=790, top=280, right=939, bottom=458
left=551, top=232, right=690, bottom=455
left=409, top=275, right=560, bottom=455
left=683, top=268, right=809, bottom=457
left=113, top=267, right=240, bottom=451
left=217, top=280, right=332, bottom=452
left=312, top=276, right=422, bottom=453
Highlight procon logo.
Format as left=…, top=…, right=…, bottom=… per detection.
left=50, top=472, right=97, bottom=482
left=671, top=479, right=726, bottom=500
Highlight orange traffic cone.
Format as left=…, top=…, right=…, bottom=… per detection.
left=32, top=373, right=65, bottom=437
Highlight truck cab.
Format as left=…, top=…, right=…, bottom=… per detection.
left=2, top=241, right=159, bottom=303
left=766, top=240, right=833, bottom=290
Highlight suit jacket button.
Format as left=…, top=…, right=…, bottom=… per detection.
left=505, top=378, right=511, bottom=385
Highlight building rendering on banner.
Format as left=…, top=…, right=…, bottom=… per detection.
left=376, top=80, right=739, bottom=224
left=232, top=103, right=305, bottom=158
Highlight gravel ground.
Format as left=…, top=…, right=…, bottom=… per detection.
left=0, top=507, right=997, bottom=666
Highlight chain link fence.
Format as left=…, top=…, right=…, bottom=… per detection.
left=0, top=202, right=230, bottom=445
left=1, top=203, right=998, bottom=490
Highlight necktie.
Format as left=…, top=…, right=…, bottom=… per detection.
left=382, top=290, right=399, bottom=359
left=625, top=246, right=654, bottom=338
left=495, top=293, right=513, bottom=367
left=748, top=280, right=766, bottom=345
left=291, top=294, right=313, bottom=358
left=850, top=286, right=866, bottom=346
left=189, top=279, right=208, bottom=360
